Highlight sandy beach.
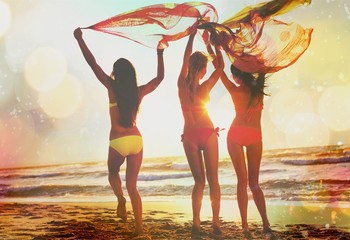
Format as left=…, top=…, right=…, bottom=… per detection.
left=1, top=146, right=350, bottom=239
left=1, top=199, right=350, bottom=240
left=1, top=0, right=350, bottom=239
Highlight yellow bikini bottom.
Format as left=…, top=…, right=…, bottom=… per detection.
left=109, top=135, right=143, bottom=157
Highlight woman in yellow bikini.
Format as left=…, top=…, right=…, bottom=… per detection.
left=74, top=28, right=164, bottom=235
left=178, top=29, right=224, bottom=235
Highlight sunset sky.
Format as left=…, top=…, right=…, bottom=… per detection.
left=1, top=0, right=350, bottom=168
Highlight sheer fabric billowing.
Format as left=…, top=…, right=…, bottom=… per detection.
left=86, top=0, right=313, bottom=73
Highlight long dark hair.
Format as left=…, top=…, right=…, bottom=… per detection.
left=230, top=64, right=268, bottom=108
left=110, top=58, right=139, bottom=128
left=186, top=51, right=208, bottom=101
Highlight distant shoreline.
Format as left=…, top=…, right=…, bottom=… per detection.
left=1, top=144, right=349, bottom=170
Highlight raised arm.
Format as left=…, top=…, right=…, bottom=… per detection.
left=73, top=28, right=110, bottom=88
left=177, top=30, right=196, bottom=87
left=205, top=37, right=236, bottom=92
left=203, top=30, right=218, bottom=67
left=139, top=48, right=165, bottom=98
left=221, top=70, right=236, bottom=92
left=201, top=43, right=224, bottom=92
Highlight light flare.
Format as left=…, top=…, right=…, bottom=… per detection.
left=207, top=93, right=235, bottom=129
left=269, top=88, right=314, bottom=132
left=318, top=85, right=350, bottom=131
left=25, top=47, right=67, bottom=92
left=38, top=74, right=82, bottom=119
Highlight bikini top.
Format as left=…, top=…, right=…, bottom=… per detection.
left=231, top=84, right=263, bottom=121
left=109, top=102, right=137, bottom=127
left=109, top=102, right=118, bottom=108
left=235, top=101, right=263, bottom=113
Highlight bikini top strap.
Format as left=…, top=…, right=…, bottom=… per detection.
left=109, top=102, right=118, bottom=108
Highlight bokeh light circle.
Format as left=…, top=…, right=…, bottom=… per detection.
left=0, top=1, right=11, bottom=38
left=318, top=85, right=350, bottom=131
left=269, top=89, right=314, bottom=131
left=25, top=47, right=67, bottom=92
left=38, top=74, right=82, bottom=118
left=285, top=113, right=329, bottom=148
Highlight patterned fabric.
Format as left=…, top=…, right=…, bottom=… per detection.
left=86, top=2, right=217, bottom=49
left=200, top=0, right=313, bottom=73
left=86, top=0, right=313, bottom=73
left=222, top=0, right=312, bottom=25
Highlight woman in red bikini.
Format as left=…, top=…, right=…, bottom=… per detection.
left=74, top=28, right=164, bottom=235
left=178, top=29, right=224, bottom=235
left=221, top=64, right=272, bottom=236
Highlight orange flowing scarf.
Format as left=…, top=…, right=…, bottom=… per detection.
left=212, top=0, right=313, bottom=73
left=86, top=2, right=217, bottom=49
left=86, top=0, right=312, bottom=73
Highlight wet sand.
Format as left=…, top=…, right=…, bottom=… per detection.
left=0, top=200, right=350, bottom=239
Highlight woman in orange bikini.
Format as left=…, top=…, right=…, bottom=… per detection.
left=74, top=28, right=164, bottom=235
left=221, top=64, right=272, bottom=236
left=178, top=29, right=224, bottom=235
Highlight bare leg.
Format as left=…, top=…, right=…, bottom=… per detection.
left=227, top=140, right=249, bottom=232
left=246, top=141, right=270, bottom=230
left=202, top=134, right=221, bottom=234
left=126, top=150, right=143, bottom=235
left=183, top=141, right=205, bottom=232
left=107, top=148, right=127, bottom=221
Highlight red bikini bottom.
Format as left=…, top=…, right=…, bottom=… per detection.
left=227, top=126, right=261, bottom=146
left=181, top=127, right=220, bottom=149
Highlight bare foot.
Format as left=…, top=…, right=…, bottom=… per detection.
left=263, top=227, right=274, bottom=235
left=213, top=225, right=222, bottom=235
left=243, top=230, right=252, bottom=239
left=117, top=197, right=127, bottom=222
left=191, top=225, right=204, bottom=236
left=130, top=228, right=143, bottom=237
left=263, top=227, right=276, bottom=240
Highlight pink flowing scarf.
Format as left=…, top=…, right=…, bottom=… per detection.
left=86, top=0, right=313, bottom=73
left=86, top=2, right=217, bottom=49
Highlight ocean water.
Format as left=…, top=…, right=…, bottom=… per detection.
left=0, top=145, right=349, bottom=204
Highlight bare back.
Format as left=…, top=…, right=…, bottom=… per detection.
left=229, top=83, right=263, bottom=129
left=178, top=81, right=214, bottom=130
left=107, top=87, right=142, bottom=139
